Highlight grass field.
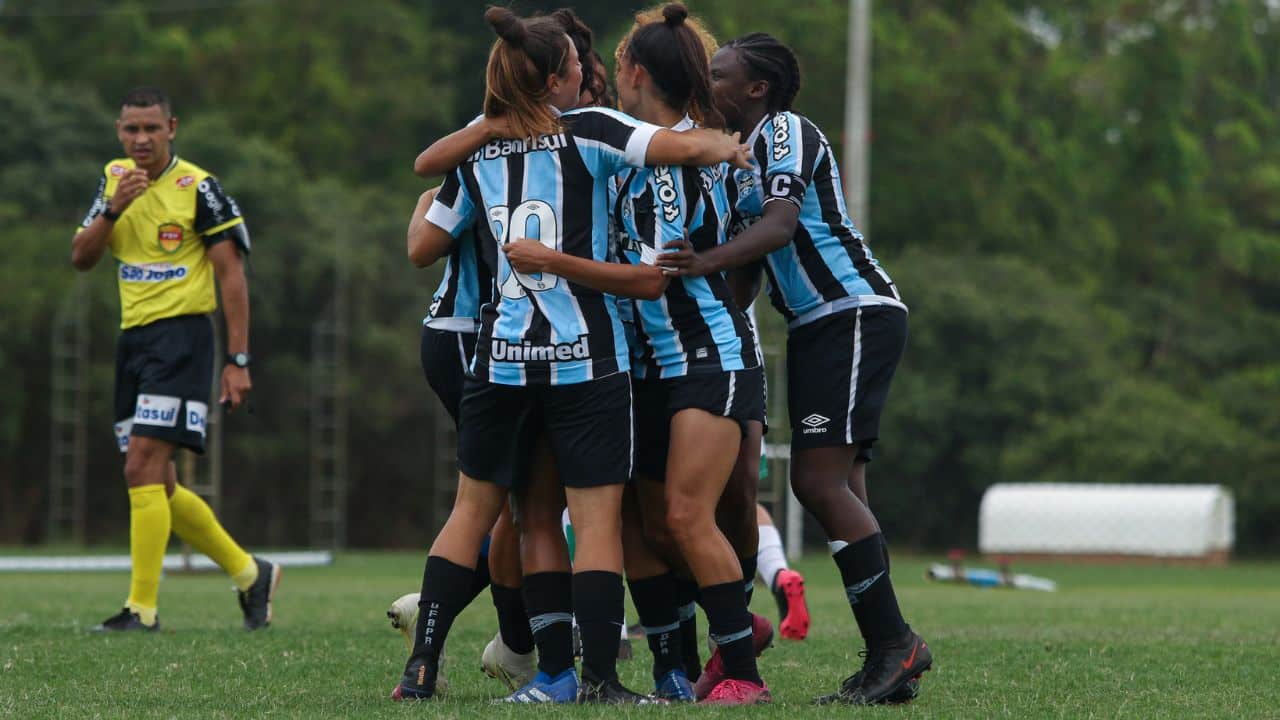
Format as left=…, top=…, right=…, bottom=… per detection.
left=2, top=552, right=1278, bottom=718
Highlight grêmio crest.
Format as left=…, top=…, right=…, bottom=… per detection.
left=157, top=222, right=184, bottom=253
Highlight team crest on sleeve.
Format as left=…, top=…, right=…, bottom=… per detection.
left=157, top=222, right=184, bottom=253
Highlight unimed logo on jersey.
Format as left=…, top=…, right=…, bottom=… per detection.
left=175, top=175, right=196, bottom=188
left=109, top=164, right=127, bottom=177
left=490, top=335, right=590, bottom=362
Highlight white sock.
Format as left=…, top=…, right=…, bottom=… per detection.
left=756, top=524, right=788, bottom=589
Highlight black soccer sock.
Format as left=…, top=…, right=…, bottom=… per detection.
left=673, top=575, right=702, bottom=681
left=522, top=571, right=574, bottom=676
left=491, top=583, right=535, bottom=655
left=574, top=570, right=625, bottom=684
left=880, top=533, right=892, bottom=573
left=465, top=552, right=492, bottom=606
left=412, top=555, right=475, bottom=660
left=701, top=580, right=762, bottom=685
left=739, top=554, right=758, bottom=608
left=833, top=533, right=908, bottom=647
left=628, top=572, right=686, bottom=683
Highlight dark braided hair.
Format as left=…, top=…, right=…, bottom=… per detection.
left=624, top=3, right=724, bottom=128
left=723, top=32, right=801, bottom=112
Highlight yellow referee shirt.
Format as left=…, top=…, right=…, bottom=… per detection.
left=78, top=155, right=249, bottom=329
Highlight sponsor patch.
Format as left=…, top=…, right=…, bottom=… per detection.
left=772, top=119, right=793, bottom=162
left=186, top=401, right=208, bottom=437
left=113, top=419, right=133, bottom=453
left=175, top=175, right=196, bottom=188
left=119, top=262, right=188, bottom=283
left=134, top=394, right=181, bottom=428
left=109, top=164, right=127, bottom=177
left=157, top=222, right=184, bottom=253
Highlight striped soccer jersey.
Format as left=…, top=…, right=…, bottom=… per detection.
left=730, top=111, right=905, bottom=328
left=425, top=107, right=663, bottom=385
left=610, top=116, right=757, bottom=380
left=422, top=226, right=493, bottom=333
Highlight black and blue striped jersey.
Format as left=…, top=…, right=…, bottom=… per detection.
left=422, top=226, right=493, bottom=333
left=425, top=107, right=663, bottom=385
left=730, top=111, right=905, bottom=328
left=610, top=117, right=757, bottom=380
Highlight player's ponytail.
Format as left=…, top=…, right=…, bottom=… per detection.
left=482, top=6, right=574, bottom=139
left=723, top=32, right=802, bottom=112
left=620, top=3, right=725, bottom=128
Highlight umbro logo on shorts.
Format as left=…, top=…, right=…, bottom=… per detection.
left=800, top=413, right=830, bottom=434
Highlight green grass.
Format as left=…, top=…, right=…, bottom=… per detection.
left=2, top=553, right=1278, bottom=718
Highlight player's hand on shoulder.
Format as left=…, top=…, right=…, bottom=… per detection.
left=484, top=114, right=514, bottom=140
left=503, top=237, right=555, bottom=273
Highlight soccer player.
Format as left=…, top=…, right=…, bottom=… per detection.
left=70, top=87, right=279, bottom=632
left=503, top=5, right=769, bottom=705
left=389, top=7, right=750, bottom=705
left=405, top=188, right=538, bottom=689
left=659, top=33, right=932, bottom=704
left=754, top=502, right=810, bottom=640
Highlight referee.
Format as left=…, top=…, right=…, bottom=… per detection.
left=71, top=87, right=280, bottom=632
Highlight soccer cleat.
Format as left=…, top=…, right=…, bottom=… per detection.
left=700, top=678, right=772, bottom=705
left=90, top=608, right=158, bottom=633
left=813, top=664, right=920, bottom=705
left=577, top=673, right=664, bottom=705
left=497, top=668, right=579, bottom=704
left=391, top=653, right=440, bottom=701
left=654, top=668, right=696, bottom=702
left=814, top=630, right=932, bottom=705
left=773, top=568, right=810, bottom=641
left=237, top=556, right=281, bottom=630
left=387, top=592, right=420, bottom=651
left=481, top=631, right=537, bottom=690
left=694, top=613, right=774, bottom=700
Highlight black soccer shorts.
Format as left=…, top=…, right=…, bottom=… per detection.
left=112, top=314, right=215, bottom=454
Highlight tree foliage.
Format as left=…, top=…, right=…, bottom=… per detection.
left=2, top=0, right=1277, bottom=551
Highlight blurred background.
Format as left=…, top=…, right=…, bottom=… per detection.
left=2, top=0, right=1278, bottom=555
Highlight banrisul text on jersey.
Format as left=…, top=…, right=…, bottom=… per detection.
left=425, top=107, right=663, bottom=386
left=731, top=111, right=905, bottom=328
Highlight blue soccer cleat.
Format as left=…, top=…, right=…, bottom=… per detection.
left=497, top=668, right=579, bottom=704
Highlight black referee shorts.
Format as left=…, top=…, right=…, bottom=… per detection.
left=112, top=314, right=214, bottom=454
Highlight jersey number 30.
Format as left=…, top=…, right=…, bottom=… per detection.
left=489, top=201, right=561, bottom=299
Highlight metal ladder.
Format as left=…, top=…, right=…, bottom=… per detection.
left=47, top=276, right=89, bottom=544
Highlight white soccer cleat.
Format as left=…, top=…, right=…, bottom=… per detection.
left=481, top=631, right=537, bottom=691
left=387, top=592, right=420, bottom=651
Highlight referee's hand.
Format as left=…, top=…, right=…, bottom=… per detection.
left=220, top=365, right=252, bottom=413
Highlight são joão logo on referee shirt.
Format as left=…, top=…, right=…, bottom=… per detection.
left=157, top=222, right=184, bottom=253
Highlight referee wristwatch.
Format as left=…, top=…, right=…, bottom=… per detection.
left=227, top=352, right=251, bottom=368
